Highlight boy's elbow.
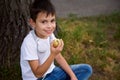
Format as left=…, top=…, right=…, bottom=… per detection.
left=34, top=73, right=44, bottom=78
left=33, top=66, right=45, bottom=78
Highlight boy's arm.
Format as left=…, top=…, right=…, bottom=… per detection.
left=55, top=54, right=78, bottom=80
left=28, top=53, right=56, bottom=78
left=28, top=40, right=63, bottom=78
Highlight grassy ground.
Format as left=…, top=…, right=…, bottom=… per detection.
left=57, top=12, right=120, bottom=80
left=1, top=12, right=120, bottom=80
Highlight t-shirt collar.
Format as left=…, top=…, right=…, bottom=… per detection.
left=31, top=30, right=39, bottom=42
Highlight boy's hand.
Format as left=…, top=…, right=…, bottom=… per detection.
left=50, top=39, right=64, bottom=56
left=71, top=77, right=78, bottom=80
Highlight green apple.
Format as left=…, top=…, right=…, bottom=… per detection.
left=53, top=39, right=59, bottom=48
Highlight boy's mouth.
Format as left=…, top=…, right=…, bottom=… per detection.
left=44, top=30, right=53, bottom=34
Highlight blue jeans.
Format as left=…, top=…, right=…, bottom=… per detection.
left=37, top=64, right=92, bottom=80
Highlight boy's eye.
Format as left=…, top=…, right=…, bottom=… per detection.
left=41, top=20, right=47, bottom=24
left=51, top=19, right=55, bottom=23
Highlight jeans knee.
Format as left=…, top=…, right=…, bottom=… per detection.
left=86, top=64, right=93, bottom=75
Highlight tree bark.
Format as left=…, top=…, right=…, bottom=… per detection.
left=0, top=0, right=33, bottom=68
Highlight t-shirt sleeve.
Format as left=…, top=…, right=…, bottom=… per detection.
left=21, top=38, right=38, bottom=61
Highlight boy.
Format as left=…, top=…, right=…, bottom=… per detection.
left=20, top=0, right=92, bottom=80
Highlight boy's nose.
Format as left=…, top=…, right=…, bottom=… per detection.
left=47, top=23, right=52, bottom=28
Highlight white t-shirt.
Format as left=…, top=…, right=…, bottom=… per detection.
left=20, top=30, right=56, bottom=80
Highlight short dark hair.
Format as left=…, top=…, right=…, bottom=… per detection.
left=29, top=0, right=56, bottom=21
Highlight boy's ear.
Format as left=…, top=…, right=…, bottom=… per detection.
left=29, top=18, right=36, bottom=29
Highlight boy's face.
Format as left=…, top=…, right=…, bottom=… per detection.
left=30, top=12, right=56, bottom=38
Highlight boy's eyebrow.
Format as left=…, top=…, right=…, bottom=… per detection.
left=51, top=18, right=55, bottom=21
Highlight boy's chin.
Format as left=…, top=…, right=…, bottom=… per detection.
left=44, top=32, right=53, bottom=37
left=46, top=34, right=52, bottom=37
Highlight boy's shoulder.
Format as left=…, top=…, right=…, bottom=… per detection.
left=24, top=30, right=33, bottom=39
left=22, top=30, right=36, bottom=45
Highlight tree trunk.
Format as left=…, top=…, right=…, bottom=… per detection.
left=0, top=0, right=33, bottom=68
left=0, top=0, right=60, bottom=68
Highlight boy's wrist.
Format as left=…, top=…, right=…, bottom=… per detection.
left=69, top=73, right=78, bottom=80
left=50, top=53, right=57, bottom=58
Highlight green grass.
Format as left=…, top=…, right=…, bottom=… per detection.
left=1, top=12, right=120, bottom=80
left=57, top=12, right=120, bottom=80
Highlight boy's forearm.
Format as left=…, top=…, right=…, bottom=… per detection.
left=34, top=53, right=56, bottom=78
left=55, top=54, right=77, bottom=79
